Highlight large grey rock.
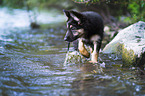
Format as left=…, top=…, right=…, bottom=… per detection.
left=103, top=21, right=145, bottom=67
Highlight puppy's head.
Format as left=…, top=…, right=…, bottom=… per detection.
left=63, top=10, right=85, bottom=42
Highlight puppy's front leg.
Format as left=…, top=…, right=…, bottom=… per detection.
left=90, top=42, right=99, bottom=63
left=78, top=39, right=90, bottom=58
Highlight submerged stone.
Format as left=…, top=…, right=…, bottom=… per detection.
left=64, top=51, right=88, bottom=65
left=103, top=21, right=145, bottom=67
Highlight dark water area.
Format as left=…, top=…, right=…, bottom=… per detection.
left=0, top=8, right=145, bottom=96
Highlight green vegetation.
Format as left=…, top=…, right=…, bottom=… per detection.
left=1, top=0, right=72, bottom=9
left=73, top=0, right=145, bottom=23
left=0, top=0, right=144, bottom=27
left=122, top=45, right=136, bottom=67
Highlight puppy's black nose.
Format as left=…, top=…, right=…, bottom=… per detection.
left=64, top=30, right=74, bottom=42
left=64, top=36, right=74, bottom=42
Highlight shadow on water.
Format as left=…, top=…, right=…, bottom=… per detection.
left=0, top=8, right=145, bottom=96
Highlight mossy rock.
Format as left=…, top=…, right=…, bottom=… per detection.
left=103, top=21, right=145, bottom=67
left=122, top=45, right=136, bottom=67
left=64, top=51, right=88, bottom=65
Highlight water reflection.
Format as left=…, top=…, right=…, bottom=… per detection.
left=70, top=62, right=145, bottom=96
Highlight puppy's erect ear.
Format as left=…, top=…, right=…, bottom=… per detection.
left=63, top=9, right=71, bottom=18
left=70, top=10, right=84, bottom=22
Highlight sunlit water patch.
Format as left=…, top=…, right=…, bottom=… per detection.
left=0, top=8, right=30, bottom=28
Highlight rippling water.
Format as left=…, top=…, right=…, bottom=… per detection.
left=0, top=8, right=145, bottom=96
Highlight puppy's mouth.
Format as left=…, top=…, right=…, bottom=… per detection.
left=64, top=27, right=84, bottom=42
left=64, top=31, right=79, bottom=42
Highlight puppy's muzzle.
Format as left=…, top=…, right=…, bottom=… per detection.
left=64, top=30, right=74, bottom=42
left=64, top=35, right=73, bottom=42
left=64, top=29, right=79, bottom=42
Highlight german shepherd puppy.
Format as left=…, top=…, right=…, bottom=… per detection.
left=63, top=10, right=104, bottom=63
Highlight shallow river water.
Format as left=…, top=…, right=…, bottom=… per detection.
left=0, top=8, right=145, bottom=96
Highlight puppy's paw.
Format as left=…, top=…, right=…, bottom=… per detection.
left=89, top=60, right=98, bottom=64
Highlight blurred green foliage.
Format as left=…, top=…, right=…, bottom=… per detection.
left=73, top=0, right=145, bottom=23
left=1, top=0, right=72, bottom=10
left=0, top=0, right=144, bottom=24
left=128, top=0, right=145, bottom=22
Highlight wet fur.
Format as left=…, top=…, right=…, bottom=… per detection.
left=63, top=10, right=104, bottom=63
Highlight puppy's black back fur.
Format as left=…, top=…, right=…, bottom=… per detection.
left=64, top=10, right=104, bottom=62
left=81, top=11, right=104, bottom=40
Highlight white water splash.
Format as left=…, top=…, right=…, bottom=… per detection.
left=0, top=7, right=65, bottom=29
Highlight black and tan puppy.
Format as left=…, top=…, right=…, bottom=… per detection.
left=63, top=10, right=104, bottom=63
